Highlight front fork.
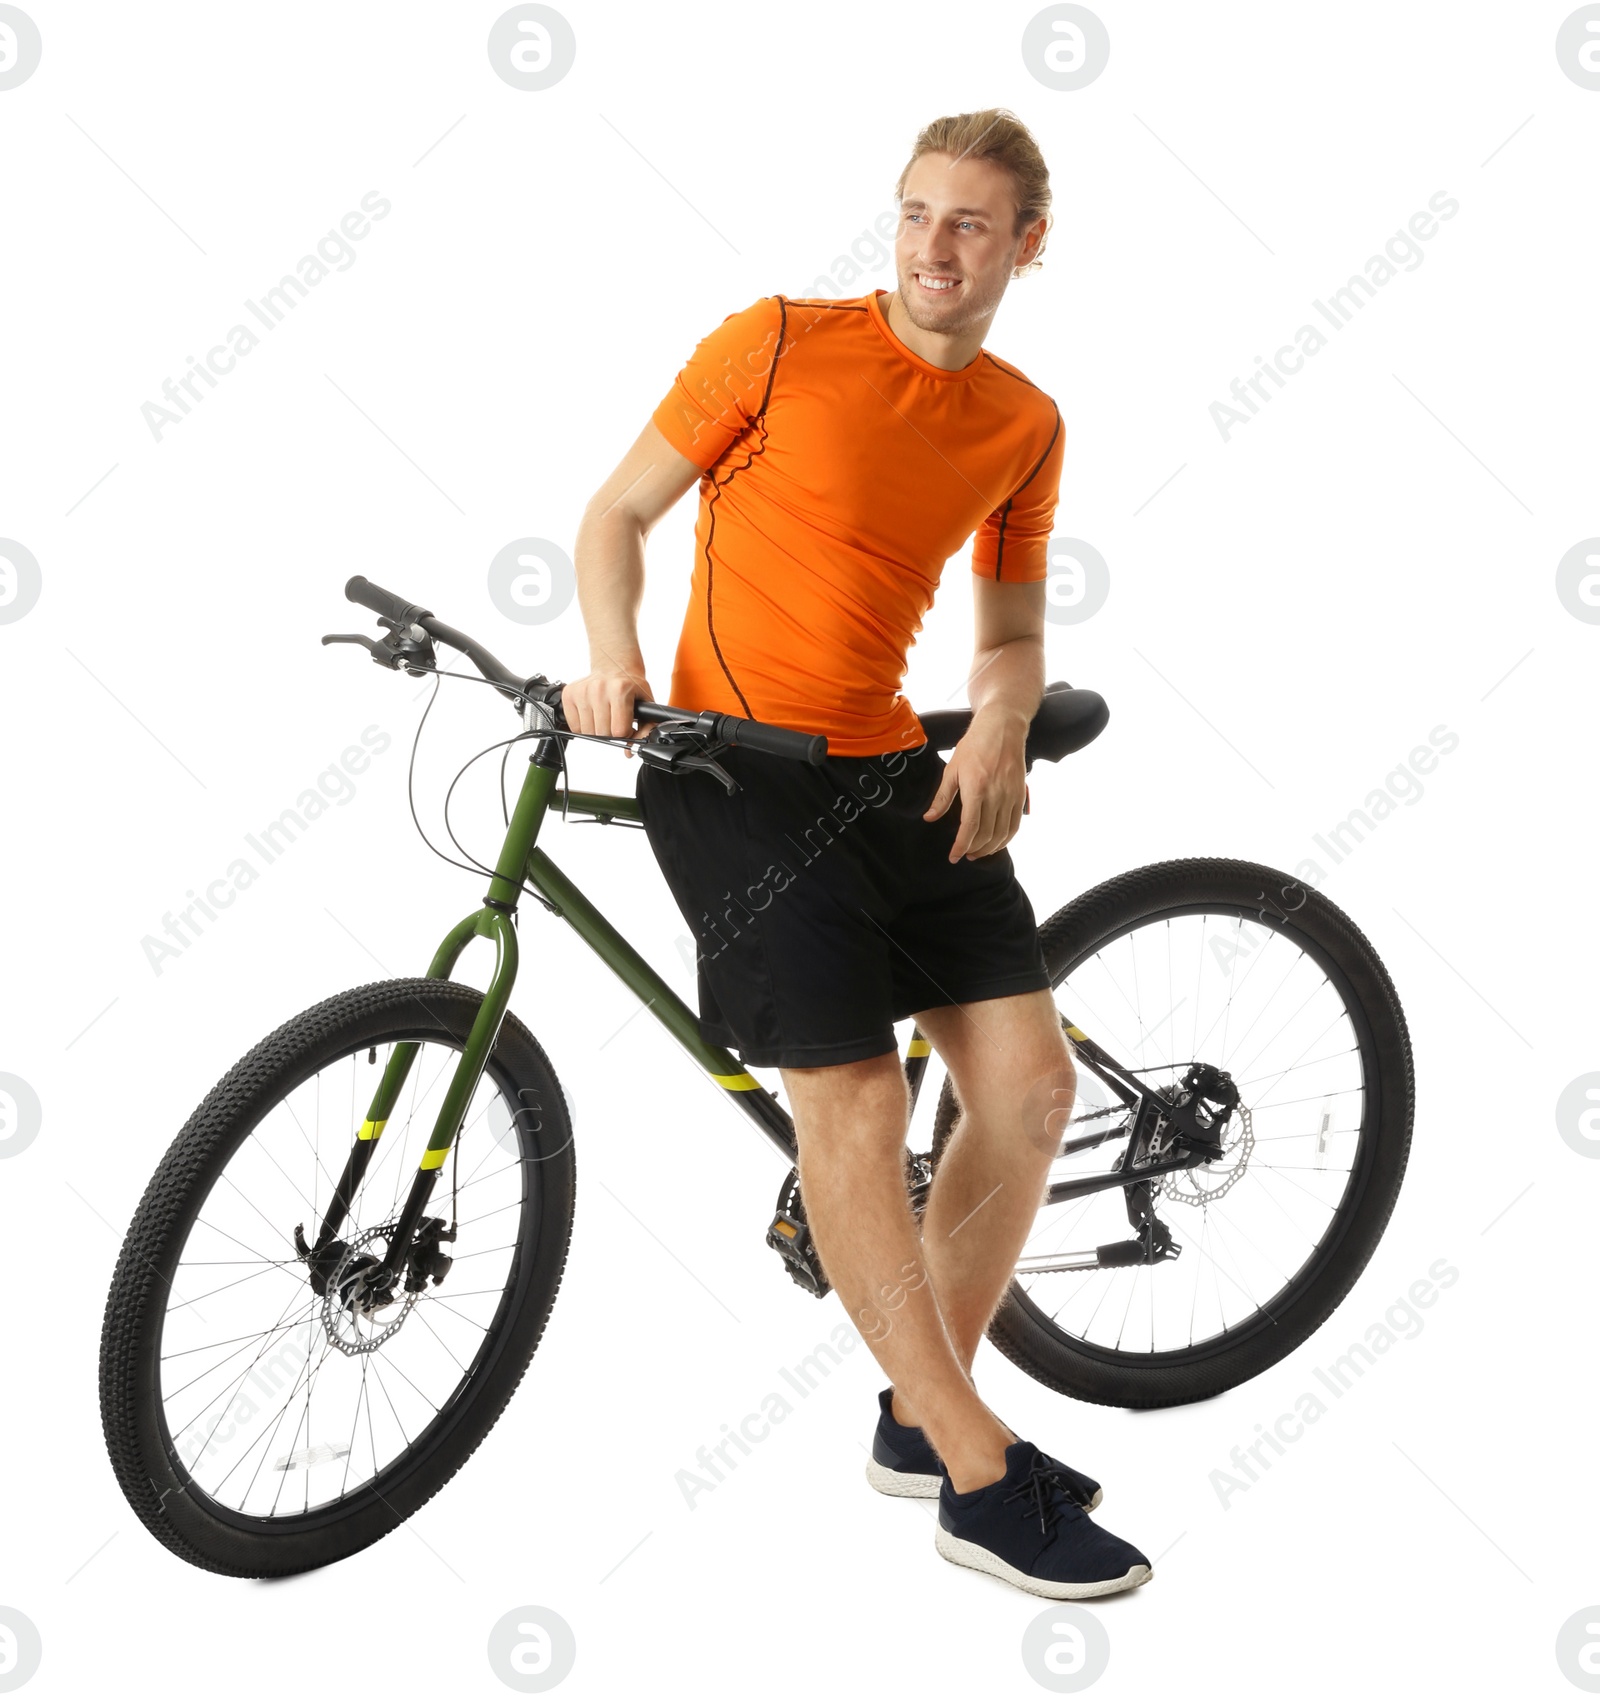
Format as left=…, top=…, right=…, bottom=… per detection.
left=309, top=745, right=558, bottom=1290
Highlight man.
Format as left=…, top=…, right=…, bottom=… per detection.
left=564, top=109, right=1151, bottom=1601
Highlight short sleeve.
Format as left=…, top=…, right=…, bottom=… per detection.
left=972, top=406, right=1064, bottom=582
left=650, top=296, right=786, bottom=472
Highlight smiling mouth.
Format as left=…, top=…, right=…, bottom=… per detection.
left=913, top=272, right=961, bottom=294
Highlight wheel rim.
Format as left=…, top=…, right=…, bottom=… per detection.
left=153, top=1035, right=545, bottom=1524
left=1009, top=902, right=1381, bottom=1365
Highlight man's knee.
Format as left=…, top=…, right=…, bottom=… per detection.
left=1019, top=1047, right=1076, bottom=1158
left=783, top=1050, right=907, bottom=1143
left=945, top=1025, right=1074, bottom=1158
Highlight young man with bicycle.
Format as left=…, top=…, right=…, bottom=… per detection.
left=565, top=109, right=1153, bottom=1600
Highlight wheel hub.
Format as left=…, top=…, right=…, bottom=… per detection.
left=1155, top=1065, right=1255, bottom=1205
left=319, top=1222, right=417, bottom=1357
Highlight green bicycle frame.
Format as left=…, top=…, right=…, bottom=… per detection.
left=309, top=728, right=1196, bottom=1289
left=311, top=746, right=940, bottom=1284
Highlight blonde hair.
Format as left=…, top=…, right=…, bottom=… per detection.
left=893, top=108, right=1053, bottom=276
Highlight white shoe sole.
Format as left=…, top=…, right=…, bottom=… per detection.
left=865, top=1457, right=942, bottom=1498
left=866, top=1457, right=1103, bottom=1511
left=935, top=1527, right=1151, bottom=1599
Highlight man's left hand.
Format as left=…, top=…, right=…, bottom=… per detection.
left=923, top=709, right=1030, bottom=862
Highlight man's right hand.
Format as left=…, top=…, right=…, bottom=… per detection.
left=561, top=668, right=656, bottom=741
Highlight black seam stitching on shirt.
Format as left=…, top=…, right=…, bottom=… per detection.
left=702, top=295, right=792, bottom=718
left=980, top=351, right=1040, bottom=390
left=993, top=403, right=1062, bottom=580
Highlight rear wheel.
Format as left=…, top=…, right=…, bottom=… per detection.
left=929, top=859, right=1413, bottom=1409
left=99, top=978, right=575, bottom=1576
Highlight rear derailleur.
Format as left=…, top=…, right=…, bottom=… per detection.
left=1091, top=1061, right=1242, bottom=1267
left=1096, top=1180, right=1181, bottom=1268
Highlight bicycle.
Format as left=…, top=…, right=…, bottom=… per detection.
left=98, top=574, right=1415, bottom=1577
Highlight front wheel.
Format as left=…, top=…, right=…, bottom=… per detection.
left=929, top=858, right=1414, bottom=1409
left=99, top=978, right=575, bottom=1577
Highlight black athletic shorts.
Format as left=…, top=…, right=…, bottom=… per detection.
left=636, top=740, right=1051, bottom=1069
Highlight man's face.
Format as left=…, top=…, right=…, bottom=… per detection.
left=893, top=151, right=1043, bottom=334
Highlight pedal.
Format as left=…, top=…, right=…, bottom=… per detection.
left=766, top=1168, right=831, bottom=1298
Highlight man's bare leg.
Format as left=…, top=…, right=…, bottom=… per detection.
left=781, top=1050, right=1016, bottom=1492
left=888, top=989, right=1072, bottom=1433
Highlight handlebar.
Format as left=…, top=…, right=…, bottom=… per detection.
left=345, top=573, right=432, bottom=629
left=344, top=574, right=528, bottom=701
left=715, top=714, right=829, bottom=764
left=334, top=573, right=829, bottom=766
left=635, top=700, right=827, bottom=766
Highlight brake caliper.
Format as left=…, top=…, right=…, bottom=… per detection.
left=404, top=1216, right=457, bottom=1293
left=1161, top=1062, right=1241, bottom=1159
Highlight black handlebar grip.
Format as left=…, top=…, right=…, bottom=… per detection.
left=713, top=712, right=828, bottom=766
left=345, top=574, right=433, bottom=627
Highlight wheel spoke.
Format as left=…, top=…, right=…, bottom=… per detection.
left=987, top=899, right=1378, bottom=1361
left=153, top=1032, right=537, bottom=1522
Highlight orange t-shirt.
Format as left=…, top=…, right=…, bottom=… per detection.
left=649, top=290, right=1064, bottom=757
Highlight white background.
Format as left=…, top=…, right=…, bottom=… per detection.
left=1, top=2, right=1595, bottom=1694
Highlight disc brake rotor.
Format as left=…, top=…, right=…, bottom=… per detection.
left=320, top=1220, right=419, bottom=1357
left=1161, top=1103, right=1254, bottom=1205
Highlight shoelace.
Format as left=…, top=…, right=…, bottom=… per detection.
left=1002, top=1454, right=1085, bottom=1538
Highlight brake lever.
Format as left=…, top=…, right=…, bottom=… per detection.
left=323, top=632, right=396, bottom=663
left=635, top=725, right=740, bottom=793
left=322, top=626, right=438, bottom=677
left=678, top=750, right=739, bottom=794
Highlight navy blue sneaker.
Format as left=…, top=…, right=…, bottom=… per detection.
left=865, top=1386, right=945, bottom=1497
left=866, top=1388, right=1103, bottom=1510
left=936, top=1439, right=1150, bottom=1599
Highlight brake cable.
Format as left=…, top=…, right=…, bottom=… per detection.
left=404, top=666, right=656, bottom=915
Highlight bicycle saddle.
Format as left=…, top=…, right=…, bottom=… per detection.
left=916, top=682, right=1109, bottom=768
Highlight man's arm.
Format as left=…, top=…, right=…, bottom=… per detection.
left=564, top=421, right=703, bottom=739
left=922, top=575, right=1046, bottom=862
